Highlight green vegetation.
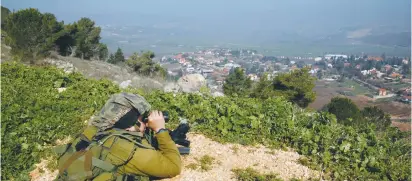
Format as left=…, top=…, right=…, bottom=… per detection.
left=126, top=51, right=166, bottom=78
left=361, top=106, right=391, bottom=131
left=223, top=67, right=252, bottom=97
left=2, top=8, right=107, bottom=61
left=225, top=67, right=316, bottom=108
left=108, top=47, right=125, bottom=64
left=1, top=62, right=120, bottom=180
left=324, top=97, right=392, bottom=131
left=198, top=155, right=216, bottom=171
left=185, top=155, right=216, bottom=171
left=268, top=67, right=316, bottom=108
left=2, top=6, right=166, bottom=80
left=2, top=62, right=411, bottom=180
left=1, top=6, right=11, bottom=27
left=324, top=97, right=362, bottom=125
left=232, top=167, right=282, bottom=181
left=186, top=163, right=199, bottom=170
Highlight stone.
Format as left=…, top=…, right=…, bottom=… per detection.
left=212, top=92, right=224, bottom=97
left=119, top=80, right=132, bottom=89
left=177, top=74, right=206, bottom=93
left=164, top=83, right=181, bottom=93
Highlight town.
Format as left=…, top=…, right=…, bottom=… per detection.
left=159, top=48, right=410, bottom=104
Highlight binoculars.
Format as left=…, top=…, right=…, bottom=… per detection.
left=142, top=111, right=170, bottom=123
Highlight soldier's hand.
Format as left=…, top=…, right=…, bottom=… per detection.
left=147, top=110, right=165, bottom=133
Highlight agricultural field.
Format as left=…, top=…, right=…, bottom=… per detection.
left=310, top=79, right=411, bottom=131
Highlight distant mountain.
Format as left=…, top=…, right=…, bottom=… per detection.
left=358, top=32, right=411, bottom=47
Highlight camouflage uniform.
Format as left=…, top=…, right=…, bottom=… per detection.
left=56, top=92, right=181, bottom=180
left=88, top=92, right=152, bottom=131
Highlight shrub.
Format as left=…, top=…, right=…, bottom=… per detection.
left=1, top=62, right=410, bottom=180
left=232, top=167, right=282, bottom=181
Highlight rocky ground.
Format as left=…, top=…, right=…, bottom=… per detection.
left=43, top=55, right=213, bottom=94
left=30, top=133, right=320, bottom=181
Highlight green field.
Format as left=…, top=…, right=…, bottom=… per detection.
left=328, top=79, right=375, bottom=95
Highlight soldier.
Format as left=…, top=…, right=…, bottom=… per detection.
left=54, top=92, right=181, bottom=180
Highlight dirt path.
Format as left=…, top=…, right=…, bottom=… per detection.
left=163, top=133, right=319, bottom=181
left=30, top=133, right=320, bottom=181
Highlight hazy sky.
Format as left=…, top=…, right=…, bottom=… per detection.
left=2, top=0, right=411, bottom=46
left=3, top=0, right=410, bottom=28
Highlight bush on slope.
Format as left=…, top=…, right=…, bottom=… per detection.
left=1, top=62, right=410, bottom=180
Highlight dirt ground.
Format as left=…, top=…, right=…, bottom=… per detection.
left=391, top=121, right=411, bottom=131
left=30, top=133, right=320, bottom=181
left=309, top=80, right=411, bottom=130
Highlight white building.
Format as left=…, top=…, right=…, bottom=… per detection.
left=314, top=57, right=322, bottom=62
left=248, top=74, right=259, bottom=81
left=186, top=67, right=195, bottom=73
left=324, top=54, right=348, bottom=60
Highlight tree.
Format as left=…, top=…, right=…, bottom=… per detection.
left=94, top=43, right=108, bottom=61
left=4, top=8, right=63, bottom=61
left=317, top=70, right=323, bottom=79
left=126, top=51, right=166, bottom=78
left=375, top=62, right=382, bottom=71
left=1, top=6, right=11, bottom=28
left=250, top=73, right=274, bottom=99
left=108, top=47, right=125, bottom=64
left=272, top=67, right=316, bottom=107
left=54, top=23, right=78, bottom=56
left=223, top=67, right=252, bottom=97
left=296, top=60, right=306, bottom=68
left=401, top=61, right=411, bottom=75
left=324, top=97, right=362, bottom=126
left=230, top=50, right=240, bottom=57
left=361, top=106, right=391, bottom=131
left=73, top=18, right=102, bottom=59
left=107, top=53, right=115, bottom=63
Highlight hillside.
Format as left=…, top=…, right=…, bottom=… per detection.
left=1, top=62, right=410, bottom=181
left=30, top=133, right=320, bottom=181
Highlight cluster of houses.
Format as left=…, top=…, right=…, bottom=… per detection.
left=160, top=50, right=410, bottom=101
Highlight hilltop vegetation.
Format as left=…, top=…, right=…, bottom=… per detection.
left=1, top=5, right=410, bottom=181
left=2, top=62, right=410, bottom=180
left=1, top=6, right=166, bottom=78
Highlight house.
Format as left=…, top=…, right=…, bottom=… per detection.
left=384, top=64, right=392, bottom=72
left=344, top=63, right=351, bottom=67
left=402, top=59, right=409, bottom=64
left=356, top=64, right=361, bottom=69
left=248, top=74, right=259, bottom=81
left=175, top=54, right=183, bottom=59
left=370, top=69, right=377, bottom=75
left=361, top=70, right=370, bottom=75
left=390, top=72, right=401, bottom=78
left=202, top=69, right=214, bottom=73
left=378, top=88, right=387, bottom=96
left=376, top=71, right=385, bottom=78
left=179, top=58, right=186, bottom=64
left=327, top=63, right=333, bottom=68
left=186, top=67, right=195, bottom=73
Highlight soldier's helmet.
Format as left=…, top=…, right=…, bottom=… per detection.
left=88, top=92, right=151, bottom=131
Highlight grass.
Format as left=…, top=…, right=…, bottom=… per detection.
left=199, top=155, right=215, bottom=171
left=186, top=155, right=216, bottom=171
left=327, top=79, right=374, bottom=95
left=231, top=145, right=239, bottom=154
left=231, top=167, right=283, bottom=181
left=186, top=163, right=198, bottom=170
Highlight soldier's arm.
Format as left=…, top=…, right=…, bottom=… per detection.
left=123, top=131, right=181, bottom=178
